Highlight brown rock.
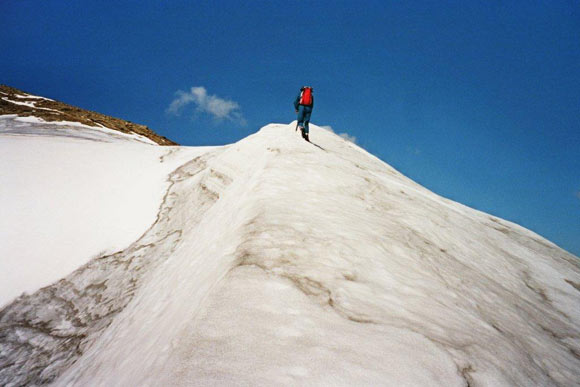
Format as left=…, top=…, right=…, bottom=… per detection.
left=0, top=85, right=178, bottom=145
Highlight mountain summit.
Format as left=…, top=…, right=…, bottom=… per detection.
left=0, top=115, right=579, bottom=385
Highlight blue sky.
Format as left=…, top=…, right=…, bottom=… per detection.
left=2, top=1, right=579, bottom=256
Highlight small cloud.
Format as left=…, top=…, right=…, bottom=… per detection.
left=338, top=133, right=357, bottom=143
left=167, top=86, right=245, bottom=125
left=321, top=125, right=356, bottom=143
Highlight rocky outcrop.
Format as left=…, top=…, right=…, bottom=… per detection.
left=0, top=85, right=177, bottom=145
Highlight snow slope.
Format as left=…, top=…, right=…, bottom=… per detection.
left=1, top=122, right=579, bottom=386
left=0, top=114, right=158, bottom=144
left=0, top=115, right=215, bottom=306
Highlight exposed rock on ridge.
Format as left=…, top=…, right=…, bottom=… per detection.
left=0, top=85, right=177, bottom=145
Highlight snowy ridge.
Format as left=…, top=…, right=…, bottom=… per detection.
left=1, top=123, right=579, bottom=386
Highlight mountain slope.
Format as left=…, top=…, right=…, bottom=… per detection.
left=0, top=85, right=176, bottom=145
left=1, top=123, right=579, bottom=386
left=0, top=132, right=213, bottom=307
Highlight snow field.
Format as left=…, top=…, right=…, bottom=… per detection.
left=0, top=115, right=158, bottom=144
left=0, top=126, right=215, bottom=306
left=53, top=124, right=580, bottom=386
left=1, top=121, right=578, bottom=386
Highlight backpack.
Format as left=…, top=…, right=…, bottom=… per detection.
left=299, top=87, right=313, bottom=106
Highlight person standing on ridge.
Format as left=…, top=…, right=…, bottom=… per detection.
left=294, top=86, right=314, bottom=141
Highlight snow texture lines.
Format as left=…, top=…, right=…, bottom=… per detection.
left=0, top=151, right=225, bottom=385
left=1, top=123, right=579, bottom=386
left=168, top=124, right=580, bottom=386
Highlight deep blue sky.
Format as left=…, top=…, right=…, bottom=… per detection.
left=2, top=1, right=579, bottom=256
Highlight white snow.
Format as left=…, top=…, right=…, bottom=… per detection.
left=54, top=123, right=580, bottom=386
left=0, top=126, right=216, bottom=307
left=2, top=97, right=37, bottom=108
left=1, top=115, right=158, bottom=145
left=2, top=96, right=61, bottom=112
left=1, top=122, right=579, bottom=386
left=14, top=92, right=55, bottom=101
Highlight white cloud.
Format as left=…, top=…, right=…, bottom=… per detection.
left=167, top=86, right=245, bottom=125
left=338, top=133, right=357, bottom=143
left=321, top=125, right=356, bottom=143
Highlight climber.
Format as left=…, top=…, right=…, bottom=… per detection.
left=293, top=86, right=314, bottom=141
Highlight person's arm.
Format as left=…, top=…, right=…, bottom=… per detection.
left=311, top=94, right=314, bottom=109
left=293, top=93, right=300, bottom=111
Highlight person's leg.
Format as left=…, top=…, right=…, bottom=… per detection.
left=303, top=108, right=312, bottom=134
left=297, top=105, right=305, bottom=128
